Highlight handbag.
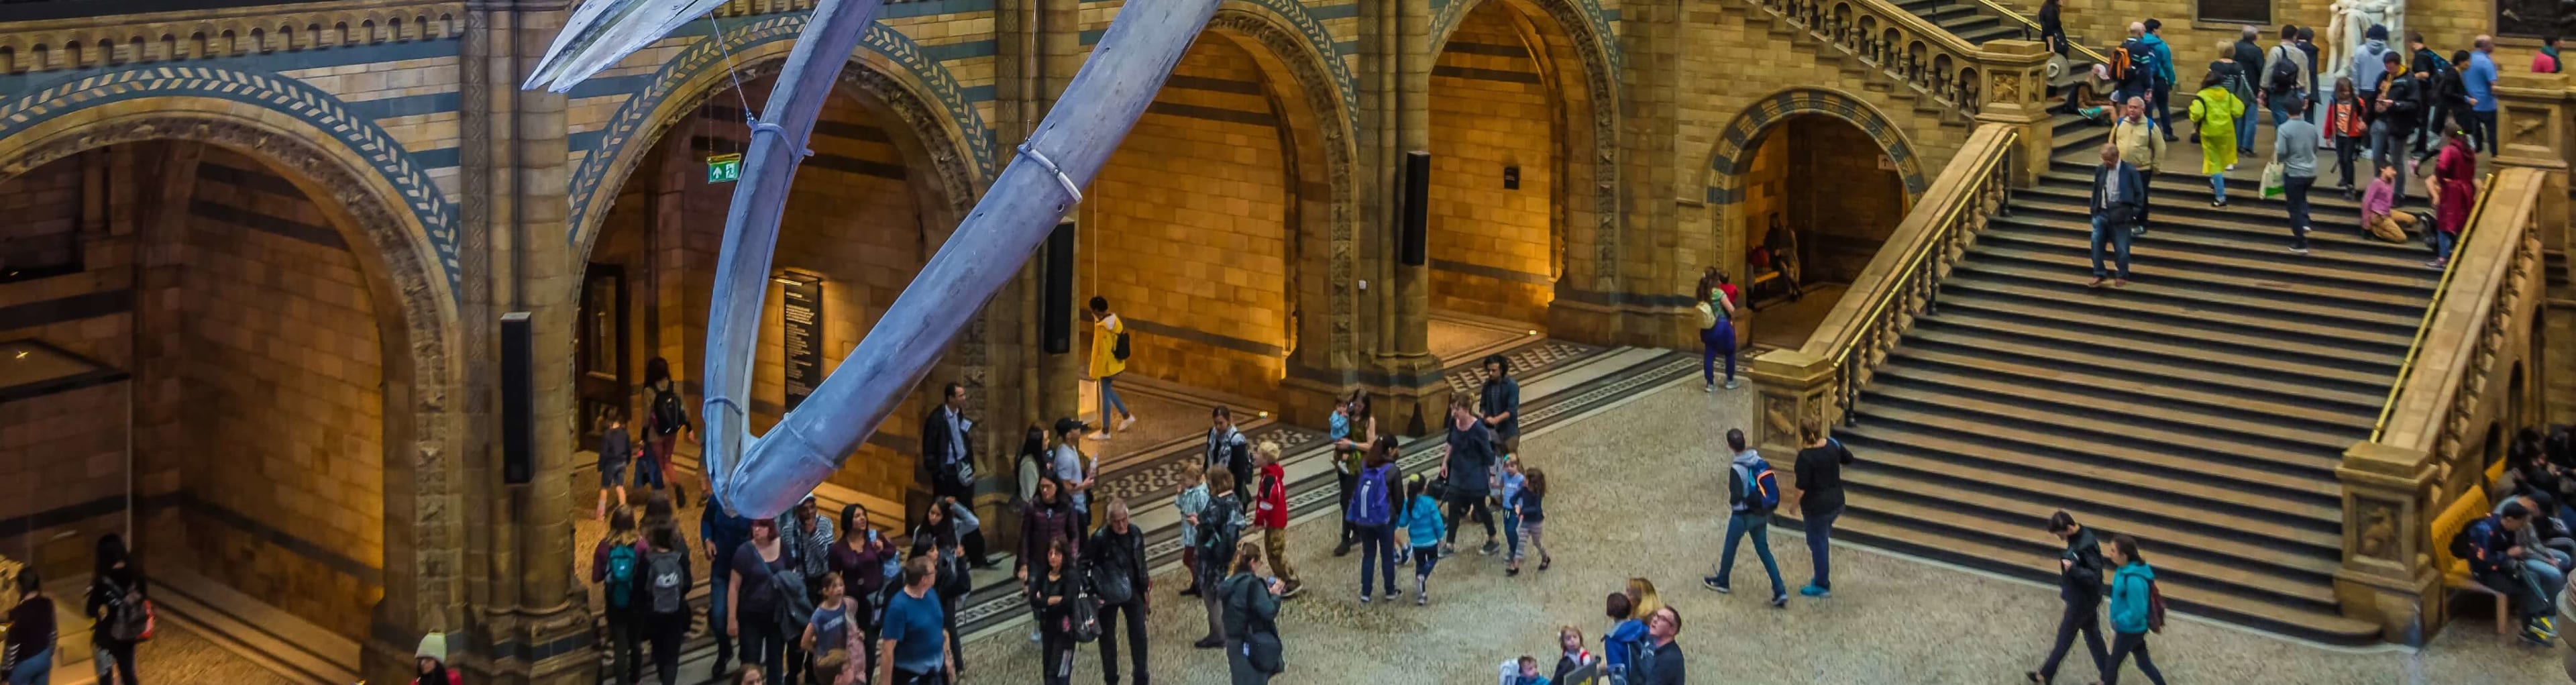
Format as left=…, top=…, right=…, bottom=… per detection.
left=2259, top=162, right=2288, bottom=199
left=1069, top=592, right=1101, bottom=643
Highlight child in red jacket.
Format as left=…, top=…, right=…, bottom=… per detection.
left=1252, top=440, right=1305, bottom=597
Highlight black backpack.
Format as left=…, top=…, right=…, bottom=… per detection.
left=646, top=550, right=688, bottom=615
left=1195, top=498, right=1242, bottom=572
left=2265, top=46, right=2303, bottom=97
left=651, top=385, right=686, bottom=433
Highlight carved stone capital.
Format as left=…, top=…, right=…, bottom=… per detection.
left=1746, top=348, right=1835, bottom=460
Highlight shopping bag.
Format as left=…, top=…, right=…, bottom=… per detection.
left=2259, top=162, right=2287, bottom=199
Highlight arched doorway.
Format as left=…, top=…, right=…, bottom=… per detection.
left=1701, top=90, right=1928, bottom=351
left=1078, top=13, right=1350, bottom=447
left=0, top=113, right=449, bottom=652
left=578, top=64, right=975, bottom=508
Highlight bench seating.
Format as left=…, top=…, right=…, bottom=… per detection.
left=2430, top=486, right=2511, bottom=639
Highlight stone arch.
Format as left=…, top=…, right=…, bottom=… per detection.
left=1701, top=87, right=1931, bottom=203
left=564, top=17, right=991, bottom=248
left=1204, top=3, right=1364, bottom=376
left=0, top=105, right=460, bottom=645
left=1427, top=0, right=1623, bottom=299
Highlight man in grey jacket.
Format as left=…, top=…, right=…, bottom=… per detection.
left=2275, top=98, right=2322, bottom=254
left=1702, top=429, right=1787, bottom=607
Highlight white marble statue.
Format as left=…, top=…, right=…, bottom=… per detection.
left=2325, top=0, right=2402, bottom=82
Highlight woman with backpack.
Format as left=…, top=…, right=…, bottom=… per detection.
left=1193, top=469, right=1247, bottom=649
left=1350, top=436, right=1401, bottom=602
left=1695, top=270, right=1740, bottom=392
left=2098, top=535, right=2167, bottom=685
left=85, top=535, right=144, bottom=685
left=1222, top=543, right=1285, bottom=685
left=593, top=507, right=647, bottom=685
left=640, top=524, right=695, bottom=685
left=1029, top=538, right=1080, bottom=685
left=640, top=357, right=700, bottom=498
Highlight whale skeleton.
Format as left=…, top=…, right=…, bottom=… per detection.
left=525, top=0, right=1223, bottom=519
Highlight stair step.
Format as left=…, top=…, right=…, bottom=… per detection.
left=1988, top=213, right=2438, bottom=276
left=1935, top=291, right=2405, bottom=376
left=1953, top=259, right=2428, bottom=326
left=1889, top=346, right=2377, bottom=431
left=1834, top=500, right=2338, bottom=608
left=1981, top=219, right=2437, bottom=291
left=1825, top=508, right=2382, bottom=644
left=1823, top=419, right=2349, bottom=517
left=1841, top=464, right=2343, bottom=569
left=1862, top=381, right=2348, bottom=468
left=2035, top=168, right=2412, bottom=218
left=1873, top=362, right=2365, bottom=449
left=1937, top=275, right=2413, bottom=351
left=1968, top=244, right=2430, bottom=313
left=1900, top=325, right=2387, bottom=411
left=1919, top=308, right=2398, bottom=390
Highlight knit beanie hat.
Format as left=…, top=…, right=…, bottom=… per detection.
left=416, top=632, right=449, bottom=664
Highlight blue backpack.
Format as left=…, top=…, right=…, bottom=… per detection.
left=605, top=543, right=640, bottom=609
left=1734, top=458, right=1781, bottom=513
left=1349, top=466, right=1394, bottom=527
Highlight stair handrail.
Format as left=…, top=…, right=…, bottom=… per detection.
left=1951, top=0, right=2110, bottom=66
left=1790, top=123, right=2018, bottom=425
left=2368, top=170, right=2507, bottom=445
left=1752, top=0, right=2025, bottom=116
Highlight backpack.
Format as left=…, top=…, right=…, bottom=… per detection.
left=1111, top=328, right=1132, bottom=361
left=1733, top=458, right=1781, bottom=514
left=2145, top=578, right=2169, bottom=633
left=1069, top=587, right=1102, bottom=643
left=650, top=385, right=685, bottom=433
left=2106, top=42, right=2137, bottom=84
left=647, top=550, right=688, bottom=615
left=1693, top=302, right=1717, bottom=330
left=1610, top=635, right=1657, bottom=685
left=105, top=594, right=154, bottom=643
left=1196, top=498, right=1243, bottom=572
left=2265, top=46, right=2303, bottom=97
left=605, top=544, right=641, bottom=609
left=1350, top=466, right=1394, bottom=527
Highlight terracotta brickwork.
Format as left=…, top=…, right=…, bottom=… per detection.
left=1085, top=36, right=1296, bottom=401
left=176, top=148, right=386, bottom=641
left=1430, top=5, right=1559, bottom=326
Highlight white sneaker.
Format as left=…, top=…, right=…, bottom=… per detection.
left=1087, top=431, right=1110, bottom=441
left=1118, top=415, right=1136, bottom=431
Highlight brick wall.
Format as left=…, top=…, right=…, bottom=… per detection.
left=176, top=148, right=386, bottom=640
left=1085, top=36, right=1295, bottom=401
left=0, top=149, right=141, bottom=581
left=1430, top=5, right=1557, bottom=326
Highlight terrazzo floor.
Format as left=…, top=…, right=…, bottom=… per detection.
left=949, top=379, right=2565, bottom=685
left=40, top=622, right=299, bottom=685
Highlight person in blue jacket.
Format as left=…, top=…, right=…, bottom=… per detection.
left=1397, top=474, right=1448, bottom=605
left=2099, top=535, right=2166, bottom=685
left=2139, top=19, right=2179, bottom=141
left=1600, top=592, right=1651, bottom=681
left=2461, top=502, right=2558, bottom=642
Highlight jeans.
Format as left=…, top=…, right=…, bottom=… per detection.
left=1357, top=524, right=1397, bottom=596
left=2476, top=569, right=2552, bottom=619
left=2373, top=125, right=2414, bottom=203
left=2235, top=101, right=2259, bottom=152
left=650, top=611, right=690, bottom=685
left=1804, top=507, right=1841, bottom=590
left=633, top=453, right=665, bottom=489
left=1503, top=511, right=1523, bottom=562
left=710, top=572, right=735, bottom=664
left=608, top=612, right=644, bottom=685
left=1413, top=546, right=1442, bottom=578
left=2102, top=631, right=2167, bottom=685
left=2210, top=173, right=2228, bottom=204
left=2285, top=176, right=2316, bottom=247
left=2038, top=602, right=2110, bottom=681
left=2334, top=135, right=2363, bottom=187
left=2526, top=556, right=2569, bottom=606
left=1444, top=494, right=1495, bottom=545
left=2469, top=109, right=2498, bottom=153
left=2268, top=94, right=2301, bottom=135
left=738, top=610, right=788, bottom=682
left=2436, top=229, right=2458, bottom=261
left=1097, top=375, right=1132, bottom=423
left=2149, top=86, right=2174, bottom=136
left=2089, top=213, right=2133, bottom=279
left=91, top=641, right=134, bottom=685
left=5, top=647, right=49, bottom=685
left=1701, top=324, right=1737, bottom=386
left=1097, top=598, right=1150, bottom=685
left=1716, top=511, right=1786, bottom=597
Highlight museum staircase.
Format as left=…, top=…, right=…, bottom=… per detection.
left=1759, top=117, right=2467, bottom=645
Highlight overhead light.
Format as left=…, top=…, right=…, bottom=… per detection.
left=1525, top=330, right=1538, bottom=335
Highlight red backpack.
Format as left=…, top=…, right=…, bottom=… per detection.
left=2145, top=579, right=2169, bottom=633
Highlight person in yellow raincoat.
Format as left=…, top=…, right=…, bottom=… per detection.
left=2186, top=70, right=2246, bottom=207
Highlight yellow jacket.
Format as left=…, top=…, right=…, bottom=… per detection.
left=2112, top=117, right=2164, bottom=171
left=1090, top=313, right=1126, bottom=379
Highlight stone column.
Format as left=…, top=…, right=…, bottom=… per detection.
left=1970, top=40, right=2054, bottom=188
left=1586, top=0, right=1680, bottom=349
left=1744, top=349, right=1833, bottom=462
left=2493, top=72, right=2573, bottom=427
left=1364, top=0, right=1450, bottom=436
left=2331, top=441, right=2439, bottom=641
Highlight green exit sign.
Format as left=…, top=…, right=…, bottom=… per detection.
left=706, top=153, right=743, bottom=183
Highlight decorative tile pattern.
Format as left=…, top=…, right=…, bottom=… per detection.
left=1440, top=339, right=1599, bottom=396
left=0, top=66, right=464, bottom=299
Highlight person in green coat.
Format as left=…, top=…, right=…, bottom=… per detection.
left=2186, top=70, right=2246, bottom=207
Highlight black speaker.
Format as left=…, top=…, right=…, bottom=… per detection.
left=1399, top=151, right=1430, bottom=266
left=500, top=312, right=534, bottom=485
left=1041, top=220, right=1076, bottom=354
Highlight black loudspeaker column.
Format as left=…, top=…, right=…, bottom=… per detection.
left=1041, top=220, right=1076, bottom=354
left=500, top=312, right=534, bottom=485
left=1399, top=151, right=1430, bottom=266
